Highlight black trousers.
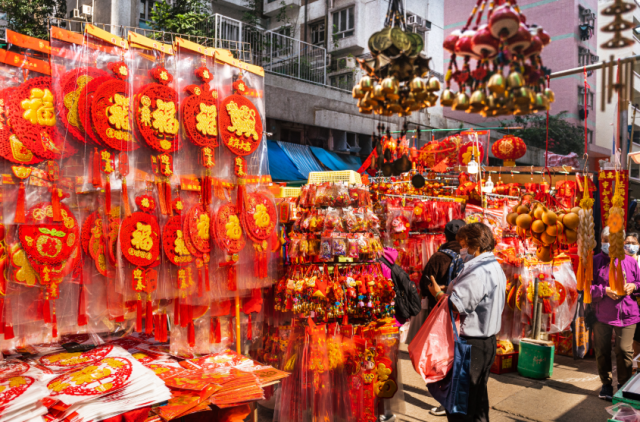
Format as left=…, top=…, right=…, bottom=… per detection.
left=445, top=335, right=496, bottom=422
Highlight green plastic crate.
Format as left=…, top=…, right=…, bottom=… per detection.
left=613, top=373, right=640, bottom=410
left=517, top=341, right=555, bottom=379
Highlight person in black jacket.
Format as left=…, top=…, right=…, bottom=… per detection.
left=419, top=219, right=466, bottom=416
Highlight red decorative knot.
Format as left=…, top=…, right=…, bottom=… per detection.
left=150, top=66, right=173, bottom=85
left=233, top=78, right=247, bottom=95
left=195, top=66, right=213, bottom=83
left=172, top=197, right=184, bottom=215
left=6, top=77, right=78, bottom=160
left=77, top=76, right=113, bottom=146
left=107, top=61, right=129, bottom=80
left=187, top=205, right=211, bottom=254
left=163, top=215, right=194, bottom=267
left=457, top=142, right=485, bottom=166
left=18, top=202, right=79, bottom=266
left=91, top=77, right=138, bottom=151
left=58, top=67, right=109, bottom=143
left=135, top=195, right=157, bottom=213
left=219, top=93, right=263, bottom=156
left=181, top=80, right=219, bottom=148
left=214, top=202, right=245, bottom=254
left=133, top=67, right=182, bottom=153
left=242, top=192, right=277, bottom=242
left=0, top=87, right=42, bottom=165
left=120, top=211, right=161, bottom=267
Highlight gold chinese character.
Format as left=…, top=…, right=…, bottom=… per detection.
left=196, top=103, right=217, bottom=136
left=139, top=95, right=151, bottom=126
left=174, top=230, right=190, bottom=256
left=131, top=222, right=153, bottom=251
left=152, top=99, right=179, bottom=136
left=225, top=101, right=258, bottom=141
left=133, top=268, right=145, bottom=291
left=107, top=94, right=130, bottom=131
left=21, top=88, right=56, bottom=126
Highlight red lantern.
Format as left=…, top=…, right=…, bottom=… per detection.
left=491, top=134, right=527, bottom=167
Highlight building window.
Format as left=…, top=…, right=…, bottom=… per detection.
left=579, top=6, right=596, bottom=41
left=578, top=46, right=599, bottom=67
left=578, top=86, right=594, bottom=110
left=310, top=21, right=325, bottom=45
left=631, top=161, right=640, bottom=179
left=587, top=129, right=593, bottom=144
left=333, top=7, right=354, bottom=39
left=139, top=0, right=155, bottom=21
left=329, top=73, right=354, bottom=90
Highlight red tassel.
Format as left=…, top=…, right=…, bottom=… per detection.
left=174, top=296, right=180, bottom=326
left=105, top=176, right=111, bottom=215
left=161, top=313, right=168, bottom=342
left=204, top=262, right=210, bottom=292
left=15, top=181, right=26, bottom=223
left=215, top=317, right=221, bottom=343
left=51, top=183, right=61, bottom=222
left=0, top=298, right=5, bottom=335
left=188, top=322, right=195, bottom=346
left=154, top=314, right=160, bottom=341
left=122, top=178, right=131, bottom=217
left=52, top=303, right=58, bottom=338
left=136, top=299, right=143, bottom=332
left=157, top=181, right=167, bottom=215
left=229, top=317, right=234, bottom=343
left=43, top=296, right=51, bottom=323
left=78, top=285, right=87, bottom=326
left=181, top=303, right=189, bottom=328
left=247, top=314, right=252, bottom=341
left=145, top=299, right=154, bottom=334
left=228, top=266, right=237, bottom=291
left=165, top=182, right=172, bottom=216
left=92, top=148, right=101, bottom=188
left=198, top=267, right=204, bottom=298
left=4, top=324, right=13, bottom=340
left=237, top=179, right=245, bottom=217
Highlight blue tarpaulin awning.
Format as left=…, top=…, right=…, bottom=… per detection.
left=267, top=140, right=306, bottom=182
left=277, top=141, right=324, bottom=177
left=309, top=146, right=362, bottom=171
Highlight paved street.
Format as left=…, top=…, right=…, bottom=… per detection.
left=397, top=344, right=611, bottom=422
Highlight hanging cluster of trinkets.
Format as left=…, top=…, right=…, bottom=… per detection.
left=0, top=25, right=277, bottom=356
left=442, top=0, right=554, bottom=116
left=352, top=0, right=439, bottom=116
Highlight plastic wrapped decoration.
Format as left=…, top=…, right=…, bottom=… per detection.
left=577, top=174, right=596, bottom=303
left=519, top=259, right=578, bottom=334
left=498, top=264, right=526, bottom=342
left=457, top=141, right=484, bottom=166
left=418, top=135, right=458, bottom=169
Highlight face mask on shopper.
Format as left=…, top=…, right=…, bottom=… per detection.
left=601, top=243, right=610, bottom=255
left=625, top=244, right=639, bottom=255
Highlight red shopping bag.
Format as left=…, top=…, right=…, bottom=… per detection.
left=408, top=297, right=456, bottom=383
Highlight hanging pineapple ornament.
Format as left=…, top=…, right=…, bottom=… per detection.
left=577, top=174, right=596, bottom=303
left=607, top=172, right=626, bottom=295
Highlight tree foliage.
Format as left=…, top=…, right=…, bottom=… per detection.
left=507, top=112, right=586, bottom=156
left=0, top=0, right=66, bottom=39
left=150, top=0, right=211, bottom=37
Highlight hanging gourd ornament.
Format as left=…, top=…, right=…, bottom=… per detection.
left=219, top=74, right=263, bottom=156
left=91, top=62, right=138, bottom=151
left=134, top=66, right=182, bottom=152
left=6, top=77, right=78, bottom=160
left=58, top=67, right=109, bottom=143
left=120, top=195, right=161, bottom=332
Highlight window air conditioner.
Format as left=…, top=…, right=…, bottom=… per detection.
left=407, top=15, right=423, bottom=28
left=82, top=5, right=93, bottom=16
left=72, top=8, right=80, bottom=18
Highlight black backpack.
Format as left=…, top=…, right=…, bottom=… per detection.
left=439, top=249, right=464, bottom=286
left=379, top=256, right=421, bottom=320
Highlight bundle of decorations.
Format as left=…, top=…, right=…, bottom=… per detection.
left=273, top=319, right=402, bottom=422
left=0, top=24, right=278, bottom=358
left=442, top=0, right=554, bottom=116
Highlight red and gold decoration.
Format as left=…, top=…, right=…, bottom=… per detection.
left=241, top=191, right=277, bottom=278
left=491, top=134, right=526, bottom=166
left=577, top=174, right=596, bottom=303
left=182, top=66, right=219, bottom=149
left=457, top=141, right=484, bottom=166
left=219, top=74, right=263, bottom=157
left=606, top=171, right=627, bottom=296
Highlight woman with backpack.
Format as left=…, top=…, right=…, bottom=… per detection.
left=428, top=222, right=507, bottom=422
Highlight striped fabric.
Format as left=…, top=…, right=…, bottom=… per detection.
left=277, top=141, right=325, bottom=177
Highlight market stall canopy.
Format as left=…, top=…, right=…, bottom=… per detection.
left=310, top=146, right=362, bottom=171
left=267, top=140, right=306, bottom=182
left=277, top=141, right=325, bottom=177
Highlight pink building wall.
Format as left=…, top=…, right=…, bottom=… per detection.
left=443, top=0, right=598, bottom=134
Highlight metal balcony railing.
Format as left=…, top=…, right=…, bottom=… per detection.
left=198, top=14, right=327, bottom=85
left=49, top=14, right=328, bottom=86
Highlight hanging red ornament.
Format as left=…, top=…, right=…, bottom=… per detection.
left=57, top=67, right=109, bottom=143
left=77, top=75, right=112, bottom=145
left=0, top=88, right=43, bottom=165
left=219, top=76, right=263, bottom=156
left=182, top=67, right=219, bottom=149
left=133, top=66, right=182, bottom=152
left=5, top=77, right=78, bottom=160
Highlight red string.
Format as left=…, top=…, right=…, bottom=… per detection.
left=545, top=75, right=550, bottom=169
left=584, top=66, right=589, bottom=155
